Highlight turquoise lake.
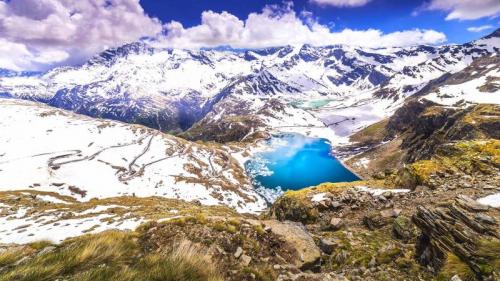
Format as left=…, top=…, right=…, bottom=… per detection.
left=245, top=134, right=359, bottom=193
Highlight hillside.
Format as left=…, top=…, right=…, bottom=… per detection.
left=0, top=99, right=266, bottom=214
left=342, top=54, right=500, bottom=178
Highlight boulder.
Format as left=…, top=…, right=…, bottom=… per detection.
left=269, top=196, right=319, bottom=224
left=330, top=201, right=343, bottom=209
left=363, top=210, right=400, bottom=230
left=380, top=208, right=402, bottom=218
left=254, top=220, right=321, bottom=270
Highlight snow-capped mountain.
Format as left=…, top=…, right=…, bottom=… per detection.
left=420, top=53, right=500, bottom=106
left=0, top=29, right=498, bottom=140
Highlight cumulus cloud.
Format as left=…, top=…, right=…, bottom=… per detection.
left=421, top=0, right=500, bottom=20
left=309, top=0, right=371, bottom=7
left=467, top=25, right=494, bottom=32
left=0, top=1, right=448, bottom=71
left=0, top=39, right=67, bottom=71
left=0, top=0, right=161, bottom=71
left=156, top=4, right=446, bottom=49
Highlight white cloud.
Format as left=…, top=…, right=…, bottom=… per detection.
left=467, top=25, right=494, bottom=32
left=309, top=0, right=371, bottom=7
left=423, top=0, right=500, bottom=20
left=0, top=0, right=162, bottom=71
left=0, top=1, right=448, bottom=71
left=157, top=4, right=446, bottom=49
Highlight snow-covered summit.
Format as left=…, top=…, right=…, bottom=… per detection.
left=0, top=29, right=498, bottom=135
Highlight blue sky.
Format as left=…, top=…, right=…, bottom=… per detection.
left=141, top=0, right=499, bottom=44
left=0, top=0, right=498, bottom=71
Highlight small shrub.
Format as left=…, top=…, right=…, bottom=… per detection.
left=253, top=224, right=265, bottom=235
left=0, top=247, right=27, bottom=267
left=29, top=240, right=54, bottom=251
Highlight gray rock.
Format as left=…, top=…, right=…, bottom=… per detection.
left=329, top=218, right=344, bottom=230
left=450, top=274, right=462, bottom=281
left=253, top=220, right=321, bottom=270
left=234, top=246, right=243, bottom=258
left=393, top=215, right=417, bottom=241
left=380, top=208, right=402, bottom=218
left=368, top=257, right=376, bottom=268
left=319, top=238, right=337, bottom=255
left=330, top=201, right=342, bottom=209
left=37, top=246, right=56, bottom=256
left=456, top=195, right=489, bottom=212
left=316, top=200, right=331, bottom=210
left=382, top=191, right=393, bottom=199
left=240, top=254, right=252, bottom=266
left=475, top=213, right=497, bottom=224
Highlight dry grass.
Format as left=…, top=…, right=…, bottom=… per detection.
left=436, top=252, right=476, bottom=281
left=349, top=119, right=389, bottom=144
left=0, top=247, right=30, bottom=268
left=281, top=180, right=388, bottom=201
left=0, top=231, right=223, bottom=281
left=476, top=238, right=500, bottom=276
left=0, top=190, right=239, bottom=224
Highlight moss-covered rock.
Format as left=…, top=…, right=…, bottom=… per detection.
left=268, top=194, right=320, bottom=224
left=392, top=215, right=418, bottom=241
left=268, top=181, right=389, bottom=223
left=396, top=139, right=500, bottom=188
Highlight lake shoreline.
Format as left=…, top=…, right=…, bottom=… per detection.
left=245, top=133, right=360, bottom=192
left=335, top=154, right=365, bottom=181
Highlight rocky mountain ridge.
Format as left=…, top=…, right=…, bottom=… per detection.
left=1, top=30, right=498, bottom=142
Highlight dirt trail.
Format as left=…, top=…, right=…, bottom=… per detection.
left=118, top=135, right=156, bottom=182
left=47, top=137, right=148, bottom=169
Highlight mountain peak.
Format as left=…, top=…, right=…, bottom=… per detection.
left=482, top=28, right=500, bottom=39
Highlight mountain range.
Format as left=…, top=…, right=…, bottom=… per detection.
left=1, top=29, right=498, bottom=144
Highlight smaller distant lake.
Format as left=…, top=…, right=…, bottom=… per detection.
left=290, top=99, right=333, bottom=109
left=245, top=133, right=359, bottom=200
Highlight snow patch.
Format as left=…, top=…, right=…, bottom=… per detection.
left=477, top=193, right=500, bottom=208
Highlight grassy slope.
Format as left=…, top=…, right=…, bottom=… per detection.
left=0, top=231, right=222, bottom=281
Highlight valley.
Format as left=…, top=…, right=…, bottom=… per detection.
left=0, top=28, right=498, bottom=281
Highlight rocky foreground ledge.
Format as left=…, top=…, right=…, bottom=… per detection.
left=0, top=140, right=498, bottom=280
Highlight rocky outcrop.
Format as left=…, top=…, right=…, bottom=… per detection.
left=269, top=193, right=320, bottom=224
left=396, top=139, right=500, bottom=189
left=412, top=196, right=499, bottom=280
left=183, top=114, right=266, bottom=143
left=387, top=102, right=500, bottom=164
left=257, top=220, right=322, bottom=270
